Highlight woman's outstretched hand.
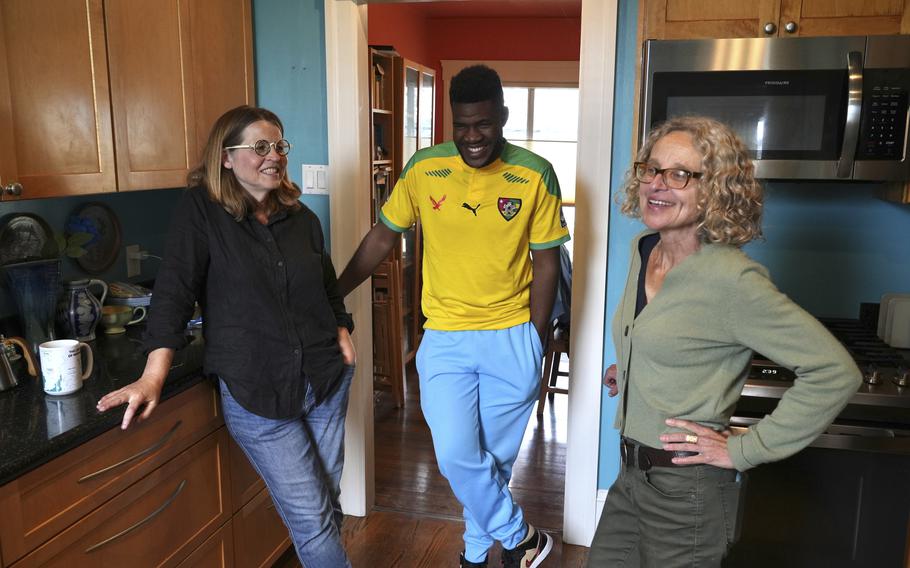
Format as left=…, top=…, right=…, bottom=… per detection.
left=96, top=347, right=173, bottom=430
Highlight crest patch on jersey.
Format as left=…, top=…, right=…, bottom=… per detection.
left=497, top=197, right=522, bottom=221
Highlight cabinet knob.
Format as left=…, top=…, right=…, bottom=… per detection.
left=784, top=21, right=798, bottom=33
left=763, top=22, right=777, bottom=35
left=2, top=182, right=22, bottom=196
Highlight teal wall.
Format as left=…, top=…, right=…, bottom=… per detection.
left=598, top=1, right=910, bottom=488
left=252, top=0, right=332, bottom=246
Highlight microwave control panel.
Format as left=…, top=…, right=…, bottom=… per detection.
left=858, top=82, right=908, bottom=160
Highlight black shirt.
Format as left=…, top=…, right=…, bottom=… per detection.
left=145, top=187, right=354, bottom=419
left=635, top=232, right=660, bottom=318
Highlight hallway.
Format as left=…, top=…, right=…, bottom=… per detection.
left=278, top=362, right=589, bottom=566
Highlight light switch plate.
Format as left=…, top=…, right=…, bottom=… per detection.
left=301, top=164, right=329, bottom=194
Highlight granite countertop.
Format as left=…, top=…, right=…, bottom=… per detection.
left=0, top=325, right=206, bottom=487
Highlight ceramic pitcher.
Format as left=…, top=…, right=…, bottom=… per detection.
left=57, top=279, right=108, bottom=342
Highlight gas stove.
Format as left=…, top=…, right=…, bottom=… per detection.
left=743, top=318, right=910, bottom=411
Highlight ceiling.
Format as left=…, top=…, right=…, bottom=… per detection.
left=361, top=0, right=582, bottom=19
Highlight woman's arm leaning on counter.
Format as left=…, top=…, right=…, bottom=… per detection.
left=96, top=347, right=175, bottom=430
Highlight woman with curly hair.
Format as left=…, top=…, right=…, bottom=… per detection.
left=587, top=116, right=860, bottom=567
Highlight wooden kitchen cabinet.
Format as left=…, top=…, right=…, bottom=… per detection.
left=0, top=380, right=292, bottom=568
left=0, top=0, right=254, bottom=199
left=0, top=381, right=222, bottom=564
left=10, top=429, right=231, bottom=567
left=231, top=488, right=291, bottom=568
left=643, top=0, right=910, bottom=40
left=105, top=0, right=198, bottom=192
left=176, top=520, right=235, bottom=568
left=0, top=0, right=116, bottom=199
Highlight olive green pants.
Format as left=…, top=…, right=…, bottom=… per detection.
left=587, top=460, right=745, bottom=567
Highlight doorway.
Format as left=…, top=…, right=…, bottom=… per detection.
left=325, top=0, right=617, bottom=548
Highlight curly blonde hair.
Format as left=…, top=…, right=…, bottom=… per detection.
left=188, top=105, right=301, bottom=221
left=619, top=116, right=763, bottom=246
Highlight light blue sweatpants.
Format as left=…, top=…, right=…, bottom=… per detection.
left=416, top=321, right=544, bottom=563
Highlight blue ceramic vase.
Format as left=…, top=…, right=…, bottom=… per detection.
left=57, top=279, right=108, bottom=342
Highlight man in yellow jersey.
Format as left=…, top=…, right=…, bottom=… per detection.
left=338, top=65, right=569, bottom=568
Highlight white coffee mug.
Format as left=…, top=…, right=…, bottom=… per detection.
left=39, top=339, right=94, bottom=396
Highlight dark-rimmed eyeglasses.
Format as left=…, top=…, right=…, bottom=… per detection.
left=633, top=162, right=703, bottom=190
left=224, top=139, right=292, bottom=157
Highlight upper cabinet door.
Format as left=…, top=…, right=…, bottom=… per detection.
left=644, top=0, right=910, bottom=39
left=644, top=0, right=781, bottom=39
left=780, top=0, right=910, bottom=37
left=0, top=0, right=116, bottom=199
left=187, top=0, right=256, bottom=160
left=106, top=0, right=197, bottom=192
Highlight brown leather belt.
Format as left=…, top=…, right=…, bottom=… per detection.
left=620, top=437, right=697, bottom=471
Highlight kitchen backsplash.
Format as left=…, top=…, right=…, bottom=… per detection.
left=745, top=182, right=910, bottom=318
left=0, top=189, right=183, bottom=320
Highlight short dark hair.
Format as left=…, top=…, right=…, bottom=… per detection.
left=449, top=65, right=504, bottom=109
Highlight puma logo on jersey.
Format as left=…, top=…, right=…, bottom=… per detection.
left=462, top=202, right=480, bottom=216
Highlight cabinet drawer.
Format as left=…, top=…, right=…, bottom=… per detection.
left=0, top=381, right=222, bottom=563
left=11, top=428, right=230, bottom=567
left=232, top=488, right=291, bottom=568
left=226, top=436, right=264, bottom=513
left=176, top=519, right=234, bottom=568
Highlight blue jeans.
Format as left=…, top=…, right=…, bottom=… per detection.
left=417, top=322, right=544, bottom=563
left=219, top=365, right=355, bottom=568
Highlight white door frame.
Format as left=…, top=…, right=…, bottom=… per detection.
left=324, top=0, right=374, bottom=517
left=324, top=0, right=618, bottom=545
left=564, top=0, right=617, bottom=545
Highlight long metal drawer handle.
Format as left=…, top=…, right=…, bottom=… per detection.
left=78, top=421, right=183, bottom=483
left=84, top=479, right=187, bottom=553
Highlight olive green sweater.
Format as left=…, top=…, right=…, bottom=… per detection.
left=612, top=231, right=862, bottom=471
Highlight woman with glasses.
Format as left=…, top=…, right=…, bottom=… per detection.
left=587, top=116, right=860, bottom=567
left=97, top=105, right=356, bottom=567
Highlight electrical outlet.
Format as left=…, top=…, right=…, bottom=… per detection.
left=125, top=245, right=141, bottom=277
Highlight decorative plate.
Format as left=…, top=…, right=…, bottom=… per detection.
left=66, top=202, right=122, bottom=274
left=0, top=213, right=59, bottom=265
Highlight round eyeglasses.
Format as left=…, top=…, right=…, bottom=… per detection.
left=224, top=139, right=292, bottom=157
left=633, top=162, right=703, bottom=190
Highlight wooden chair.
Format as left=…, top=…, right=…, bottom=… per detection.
left=537, top=323, right=569, bottom=415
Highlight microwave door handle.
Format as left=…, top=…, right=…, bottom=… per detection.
left=836, top=51, right=864, bottom=178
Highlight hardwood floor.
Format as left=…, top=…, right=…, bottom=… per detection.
left=277, top=359, right=588, bottom=567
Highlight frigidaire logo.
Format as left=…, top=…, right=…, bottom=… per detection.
left=764, top=80, right=790, bottom=85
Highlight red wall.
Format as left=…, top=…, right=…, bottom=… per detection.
left=429, top=17, right=581, bottom=62
left=368, top=5, right=581, bottom=144
left=368, top=4, right=435, bottom=68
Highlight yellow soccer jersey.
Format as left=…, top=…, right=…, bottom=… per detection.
left=379, top=141, right=570, bottom=331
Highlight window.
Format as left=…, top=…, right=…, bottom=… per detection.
left=502, top=86, right=579, bottom=206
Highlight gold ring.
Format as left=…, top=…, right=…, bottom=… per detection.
left=685, top=434, right=698, bottom=444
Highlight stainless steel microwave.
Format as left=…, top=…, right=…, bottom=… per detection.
left=641, top=35, right=910, bottom=181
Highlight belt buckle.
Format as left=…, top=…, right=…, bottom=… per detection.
left=639, top=449, right=652, bottom=471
